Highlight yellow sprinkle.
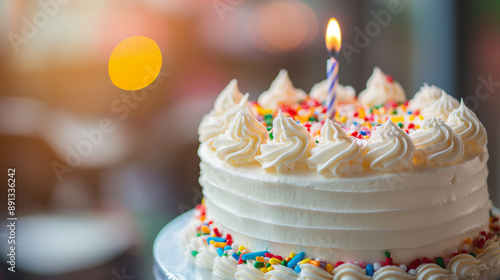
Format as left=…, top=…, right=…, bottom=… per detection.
left=213, top=242, right=227, bottom=248
left=419, top=115, right=424, bottom=120
left=267, top=266, right=274, bottom=272
left=409, top=115, right=415, bottom=121
left=340, top=116, right=347, bottom=123
left=300, top=258, right=311, bottom=265
left=209, top=240, right=215, bottom=245
left=464, top=238, right=472, bottom=245
left=476, top=248, right=484, bottom=253
left=414, top=125, right=420, bottom=129
left=390, top=116, right=405, bottom=123
left=289, top=252, right=296, bottom=258
left=256, top=257, right=265, bottom=263
left=201, top=225, right=210, bottom=234
left=326, top=263, right=334, bottom=273
left=260, top=267, right=268, bottom=273
left=269, top=258, right=281, bottom=265
left=239, top=245, right=246, bottom=251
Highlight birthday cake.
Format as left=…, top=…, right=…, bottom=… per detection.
left=184, top=67, right=499, bottom=280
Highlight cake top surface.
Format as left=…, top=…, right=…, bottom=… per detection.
left=198, top=67, right=488, bottom=176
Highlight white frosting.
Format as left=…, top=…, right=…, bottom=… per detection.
left=446, top=254, right=486, bottom=279
left=199, top=93, right=249, bottom=148
left=415, top=264, right=457, bottom=280
left=256, top=111, right=313, bottom=173
left=258, top=69, right=307, bottom=110
left=309, top=80, right=356, bottom=104
left=363, top=120, right=414, bottom=172
left=421, top=93, right=459, bottom=121
left=373, top=265, right=415, bottom=280
left=236, top=261, right=266, bottom=280
left=214, top=79, right=245, bottom=115
left=410, top=117, right=464, bottom=165
left=214, top=111, right=268, bottom=165
left=358, top=67, right=406, bottom=107
left=332, top=263, right=370, bottom=280
left=446, top=100, right=487, bottom=153
left=298, top=264, right=332, bottom=280
left=408, top=84, right=443, bottom=112
left=200, top=141, right=490, bottom=263
left=266, top=264, right=299, bottom=280
left=307, top=119, right=363, bottom=176
left=477, top=239, right=500, bottom=268
left=195, top=244, right=218, bottom=270
left=185, top=235, right=207, bottom=262
left=213, top=255, right=238, bottom=279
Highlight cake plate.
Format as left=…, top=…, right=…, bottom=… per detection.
left=153, top=209, right=500, bottom=280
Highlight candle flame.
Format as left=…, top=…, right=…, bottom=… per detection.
left=325, top=18, right=341, bottom=57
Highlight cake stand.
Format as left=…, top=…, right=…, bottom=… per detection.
left=153, top=209, right=500, bottom=280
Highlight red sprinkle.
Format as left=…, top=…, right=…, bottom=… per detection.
left=386, top=76, right=394, bottom=83
left=353, top=112, right=359, bottom=117
left=274, top=255, right=283, bottom=261
left=213, top=228, right=222, bottom=237
left=350, top=131, right=359, bottom=137
left=385, top=257, right=393, bottom=266
left=460, top=250, right=468, bottom=254
left=493, top=217, right=499, bottom=222
left=477, top=239, right=486, bottom=248
left=238, top=258, right=244, bottom=265
left=408, top=123, right=415, bottom=129
left=226, top=234, right=232, bottom=240
left=422, top=257, right=433, bottom=264
left=226, top=239, right=233, bottom=246
left=265, top=253, right=274, bottom=258
left=335, top=262, right=345, bottom=268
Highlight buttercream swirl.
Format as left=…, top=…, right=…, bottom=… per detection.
left=258, top=69, right=307, bottom=110
left=309, top=80, right=356, bottom=104
left=213, top=255, right=238, bottom=280
left=358, top=67, right=406, bottom=107
left=446, top=100, right=487, bottom=153
left=195, top=243, right=218, bottom=270
left=332, top=263, right=371, bottom=280
left=415, top=264, right=457, bottom=280
left=214, top=111, right=268, bottom=165
left=477, top=239, right=500, bottom=268
left=266, top=264, right=299, bottom=280
left=408, top=83, right=443, bottom=111
left=236, top=261, right=266, bottom=280
left=256, top=111, right=313, bottom=173
left=409, top=117, right=464, bottom=165
left=198, top=93, right=249, bottom=148
left=297, top=264, right=332, bottom=280
left=373, top=265, right=415, bottom=280
left=185, top=236, right=207, bottom=262
left=446, top=254, right=486, bottom=279
left=307, top=119, right=363, bottom=176
left=213, top=79, right=245, bottom=115
left=363, top=119, right=414, bottom=172
left=421, top=93, right=459, bottom=121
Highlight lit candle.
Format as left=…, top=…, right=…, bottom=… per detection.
left=325, top=18, right=342, bottom=117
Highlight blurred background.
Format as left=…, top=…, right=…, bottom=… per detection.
left=0, top=0, right=499, bottom=279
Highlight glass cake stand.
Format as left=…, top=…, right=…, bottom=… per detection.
left=153, top=208, right=500, bottom=280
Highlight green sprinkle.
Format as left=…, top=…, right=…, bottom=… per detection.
left=264, top=114, right=273, bottom=120
left=254, top=261, right=264, bottom=268
left=196, top=233, right=201, bottom=237
left=269, top=132, right=274, bottom=140
left=397, top=122, right=403, bottom=128
left=384, top=251, right=391, bottom=258
left=469, top=252, right=477, bottom=258
left=222, top=253, right=228, bottom=257
left=266, top=263, right=271, bottom=267
left=309, top=116, right=317, bottom=122
left=281, top=260, right=288, bottom=266
left=191, top=251, right=198, bottom=257
left=392, top=110, right=398, bottom=114
left=315, top=140, right=319, bottom=144
left=267, top=126, right=272, bottom=131
left=436, top=257, right=445, bottom=268
left=237, top=251, right=241, bottom=256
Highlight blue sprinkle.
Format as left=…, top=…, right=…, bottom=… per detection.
left=224, top=245, right=232, bottom=251
left=287, top=252, right=305, bottom=268
left=207, top=237, right=226, bottom=245
left=241, top=251, right=268, bottom=261
left=216, top=247, right=223, bottom=257
left=408, top=111, right=412, bottom=114
left=295, top=264, right=302, bottom=273
left=232, top=252, right=239, bottom=261
left=360, top=131, right=366, bottom=136
left=366, top=264, right=374, bottom=277
left=353, top=122, right=357, bottom=126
